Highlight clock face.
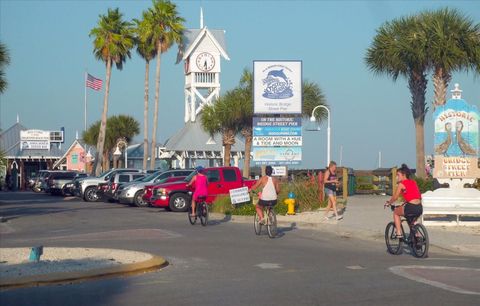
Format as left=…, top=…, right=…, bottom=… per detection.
left=196, top=52, right=215, bottom=72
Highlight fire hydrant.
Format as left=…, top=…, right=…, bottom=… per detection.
left=284, top=192, right=296, bottom=215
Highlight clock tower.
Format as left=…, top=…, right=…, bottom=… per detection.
left=178, top=12, right=230, bottom=122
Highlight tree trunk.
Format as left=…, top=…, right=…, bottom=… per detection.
left=94, top=58, right=112, bottom=176
left=415, top=119, right=426, bottom=179
left=433, top=67, right=451, bottom=111
left=143, top=60, right=150, bottom=170
left=150, top=46, right=162, bottom=170
left=223, top=129, right=235, bottom=166
left=103, top=151, right=110, bottom=171
left=241, top=127, right=252, bottom=178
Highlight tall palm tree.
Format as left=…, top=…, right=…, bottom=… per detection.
left=422, top=8, right=480, bottom=109
left=366, top=16, right=429, bottom=178
left=0, top=42, right=10, bottom=94
left=134, top=11, right=157, bottom=170
left=89, top=8, right=135, bottom=175
left=148, top=0, right=185, bottom=170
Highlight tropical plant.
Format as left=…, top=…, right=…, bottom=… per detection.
left=134, top=11, right=157, bottom=170
left=89, top=8, right=135, bottom=175
left=366, top=15, right=429, bottom=178
left=0, top=42, right=10, bottom=94
left=82, top=115, right=140, bottom=170
left=422, top=8, right=480, bottom=109
left=148, top=0, right=185, bottom=170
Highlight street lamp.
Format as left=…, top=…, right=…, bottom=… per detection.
left=310, top=105, right=331, bottom=166
left=114, top=138, right=128, bottom=168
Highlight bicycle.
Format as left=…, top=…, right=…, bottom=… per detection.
left=188, top=194, right=208, bottom=226
left=384, top=203, right=429, bottom=258
left=254, top=203, right=277, bottom=238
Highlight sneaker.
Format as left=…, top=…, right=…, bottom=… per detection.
left=336, top=216, right=343, bottom=221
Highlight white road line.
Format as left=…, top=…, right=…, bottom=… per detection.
left=255, top=263, right=282, bottom=269
left=389, top=265, right=480, bottom=295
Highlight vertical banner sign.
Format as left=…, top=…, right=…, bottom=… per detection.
left=254, top=61, right=302, bottom=114
left=433, top=85, right=480, bottom=179
left=252, top=117, right=302, bottom=165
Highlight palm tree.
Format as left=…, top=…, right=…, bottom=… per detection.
left=83, top=115, right=140, bottom=170
left=134, top=11, right=157, bottom=170
left=0, top=42, right=10, bottom=94
left=148, top=0, right=185, bottom=170
left=89, top=8, right=135, bottom=175
left=422, top=8, right=480, bottom=109
left=366, top=16, right=429, bottom=178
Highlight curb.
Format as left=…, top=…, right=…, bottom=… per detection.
left=210, top=213, right=479, bottom=258
left=0, top=255, right=168, bottom=289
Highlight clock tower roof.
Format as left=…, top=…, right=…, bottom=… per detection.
left=176, top=28, right=229, bottom=64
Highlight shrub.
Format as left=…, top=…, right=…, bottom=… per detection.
left=357, top=184, right=374, bottom=190
left=414, top=177, right=433, bottom=193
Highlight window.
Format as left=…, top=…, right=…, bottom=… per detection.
left=133, top=175, right=144, bottom=180
left=205, top=170, right=220, bottom=183
left=118, top=175, right=130, bottom=183
left=223, top=169, right=237, bottom=182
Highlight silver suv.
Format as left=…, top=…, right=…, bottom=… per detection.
left=75, top=168, right=143, bottom=202
left=117, top=169, right=193, bottom=207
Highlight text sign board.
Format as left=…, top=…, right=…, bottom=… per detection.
left=254, top=61, right=302, bottom=114
left=253, top=117, right=302, bottom=137
left=252, top=147, right=302, bottom=165
left=20, top=130, right=50, bottom=150
left=272, top=166, right=287, bottom=177
left=229, top=187, right=251, bottom=205
left=433, top=156, right=479, bottom=179
left=253, top=136, right=302, bottom=146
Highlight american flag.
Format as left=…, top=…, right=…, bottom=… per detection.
left=86, top=73, right=103, bottom=91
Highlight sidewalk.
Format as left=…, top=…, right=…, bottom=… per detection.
left=220, top=195, right=480, bottom=257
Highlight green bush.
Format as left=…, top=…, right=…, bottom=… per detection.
left=414, top=177, right=434, bottom=193
left=357, top=184, right=374, bottom=190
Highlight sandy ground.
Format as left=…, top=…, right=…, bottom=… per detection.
left=0, top=248, right=153, bottom=279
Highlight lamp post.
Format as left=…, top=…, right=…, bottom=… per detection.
left=310, top=105, right=331, bottom=166
left=114, top=138, right=128, bottom=168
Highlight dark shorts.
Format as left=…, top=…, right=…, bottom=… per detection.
left=258, top=199, right=277, bottom=207
left=404, top=202, right=423, bottom=217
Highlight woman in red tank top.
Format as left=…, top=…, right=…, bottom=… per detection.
left=386, top=164, right=422, bottom=238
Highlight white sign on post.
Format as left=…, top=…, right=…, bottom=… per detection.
left=229, top=187, right=251, bottom=205
left=254, top=61, right=302, bottom=114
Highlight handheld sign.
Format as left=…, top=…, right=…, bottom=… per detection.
left=229, top=187, right=251, bottom=205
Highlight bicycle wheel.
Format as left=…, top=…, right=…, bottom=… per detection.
left=412, top=224, right=429, bottom=258
left=385, top=222, right=403, bottom=255
left=267, top=208, right=277, bottom=238
left=200, top=202, right=209, bottom=226
left=188, top=204, right=197, bottom=225
left=254, top=212, right=262, bottom=235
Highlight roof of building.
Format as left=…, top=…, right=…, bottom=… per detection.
left=52, top=139, right=86, bottom=168
left=163, top=119, right=244, bottom=152
left=0, top=122, right=64, bottom=159
left=176, top=28, right=229, bottom=64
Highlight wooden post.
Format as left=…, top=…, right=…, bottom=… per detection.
left=343, top=168, right=348, bottom=200
left=391, top=167, right=397, bottom=195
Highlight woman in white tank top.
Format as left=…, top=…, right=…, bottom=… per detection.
left=251, top=166, right=280, bottom=223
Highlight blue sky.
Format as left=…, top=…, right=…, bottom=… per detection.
left=1, top=0, right=479, bottom=169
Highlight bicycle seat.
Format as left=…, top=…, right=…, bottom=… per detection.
left=404, top=213, right=420, bottom=225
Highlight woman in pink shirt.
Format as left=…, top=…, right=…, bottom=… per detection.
left=187, top=166, right=209, bottom=217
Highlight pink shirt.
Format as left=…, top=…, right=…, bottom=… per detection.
left=193, top=174, right=208, bottom=197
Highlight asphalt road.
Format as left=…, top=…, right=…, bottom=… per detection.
left=1, top=192, right=479, bottom=306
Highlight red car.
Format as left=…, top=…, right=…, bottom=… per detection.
left=145, top=167, right=256, bottom=212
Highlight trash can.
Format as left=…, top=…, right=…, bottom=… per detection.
left=347, top=168, right=356, bottom=196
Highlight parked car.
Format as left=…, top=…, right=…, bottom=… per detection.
left=32, top=170, right=52, bottom=193
left=101, top=172, right=146, bottom=202
left=117, top=169, right=194, bottom=207
left=145, top=167, right=256, bottom=212
left=46, top=171, right=79, bottom=195
left=74, top=168, right=143, bottom=202
left=63, top=173, right=89, bottom=196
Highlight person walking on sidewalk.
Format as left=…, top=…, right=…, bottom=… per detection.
left=251, top=166, right=280, bottom=224
left=385, top=164, right=422, bottom=238
left=323, top=161, right=343, bottom=221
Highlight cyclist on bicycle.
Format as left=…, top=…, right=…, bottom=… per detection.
left=186, top=166, right=208, bottom=217
left=251, top=165, right=280, bottom=224
left=385, top=164, right=423, bottom=238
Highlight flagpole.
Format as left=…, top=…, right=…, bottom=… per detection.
left=84, top=71, right=87, bottom=132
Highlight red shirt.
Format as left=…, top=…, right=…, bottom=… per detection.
left=401, top=179, right=421, bottom=202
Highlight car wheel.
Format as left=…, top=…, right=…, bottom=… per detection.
left=169, top=193, right=189, bottom=212
left=84, top=186, right=98, bottom=202
left=134, top=190, right=148, bottom=207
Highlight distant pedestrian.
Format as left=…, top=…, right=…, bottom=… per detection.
left=5, top=172, right=11, bottom=191
left=323, top=161, right=342, bottom=221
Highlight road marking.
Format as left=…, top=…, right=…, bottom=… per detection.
left=389, top=265, right=480, bottom=295
left=346, top=265, right=366, bottom=270
left=426, top=258, right=469, bottom=261
left=255, top=263, right=282, bottom=269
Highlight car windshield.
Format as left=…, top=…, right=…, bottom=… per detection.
left=184, top=171, right=196, bottom=182
left=98, top=169, right=115, bottom=178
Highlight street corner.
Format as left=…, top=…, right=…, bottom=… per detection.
left=0, top=247, right=168, bottom=289
left=389, top=265, right=480, bottom=295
